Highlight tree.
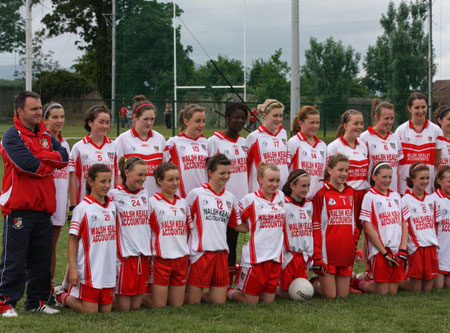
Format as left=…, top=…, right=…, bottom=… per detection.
left=363, top=0, right=431, bottom=116
left=0, top=0, right=24, bottom=53
left=248, top=49, right=290, bottom=103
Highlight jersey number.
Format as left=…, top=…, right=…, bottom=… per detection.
left=97, top=154, right=102, bottom=161
left=193, top=145, right=199, bottom=152
left=131, top=199, right=141, bottom=207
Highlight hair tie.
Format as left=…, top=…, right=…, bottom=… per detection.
left=43, top=103, right=62, bottom=118
left=372, top=162, right=391, bottom=174
left=437, top=106, right=450, bottom=119
left=134, top=103, right=153, bottom=115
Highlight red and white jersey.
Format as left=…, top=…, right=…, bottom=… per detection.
left=327, top=137, right=369, bottom=191
left=149, top=192, right=190, bottom=259
left=239, top=190, right=285, bottom=265
left=359, top=188, right=410, bottom=260
left=69, top=135, right=119, bottom=204
left=163, top=133, right=208, bottom=198
left=437, top=135, right=450, bottom=169
left=402, top=190, right=439, bottom=255
left=208, top=131, right=248, bottom=201
left=430, top=188, right=450, bottom=272
left=245, top=125, right=289, bottom=193
left=69, top=195, right=117, bottom=289
left=51, top=136, right=70, bottom=226
left=312, top=182, right=355, bottom=266
left=115, top=127, right=165, bottom=196
left=287, top=132, right=327, bottom=200
left=282, top=196, right=313, bottom=269
left=359, top=127, right=403, bottom=192
left=109, top=184, right=151, bottom=258
left=186, top=183, right=241, bottom=263
left=395, top=119, right=445, bottom=194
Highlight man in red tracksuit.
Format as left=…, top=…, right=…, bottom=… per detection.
left=0, top=91, right=69, bottom=317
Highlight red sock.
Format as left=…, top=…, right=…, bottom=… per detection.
left=57, top=292, right=68, bottom=305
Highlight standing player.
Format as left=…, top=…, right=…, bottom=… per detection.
left=431, top=166, right=450, bottom=289
left=399, top=163, right=439, bottom=291
left=164, top=104, right=208, bottom=198
left=208, top=102, right=248, bottom=284
left=311, top=154, right=355, bottom=299
left=288, top=105, right=327, bottom=200
left=69, top=105, right=119, bottom=207
left=359, top=99, right=403, bottom=192
left=186, top=154, right=248, bottom=304
left=115, top=95, right=165, bottom=197
left=228, top=163, right=285, bottom=305
left=435, top=105, right=450, bottom=169
left=353, top=162, right=409, bottom=295
left=246, top=99, right=289, bottom=193
left=42, top=102, right=70, bottom=296
left=395, top=92, right=444, bottom=194
left=56, top=164, right=117, bottom=313
left=109, top=157, right=151, bottom=311
left=148, top=163, right=190, bottom=308
left=277, top=169, right=313, bottom=299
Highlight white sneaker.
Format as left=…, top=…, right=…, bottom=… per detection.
left=29, top=303, right=60, bottom=315
left=53, top=285, right=65, bottom=307
left=2, top=308, right=18, bottom=317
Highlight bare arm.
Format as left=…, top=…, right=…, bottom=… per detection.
left=68, top=234, right=79, bottom=286
left=69, top=172, right=78, bottom=207
left=234, top=223, right=249, bottom=233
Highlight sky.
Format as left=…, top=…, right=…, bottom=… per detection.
left=1, top=0, right=450, bottom=81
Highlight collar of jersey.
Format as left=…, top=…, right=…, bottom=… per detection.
left=84, top=194, right=111, bottom=208
left=83, top=135, right=111, bottom=149
left=154, top=192, right=179, bottom=204
left=285, top=195, right=308, bottom=207
left=117, top=183, right=143, bottom=195
left=369, top=186, right=392, bottom=197
left=367, top=126, right=392, bottom=140
left=436, top=188, right=450, bottom=199
left=323, top=181, right=349, bottom=193
left=202, top=182, right=225, bottom=196
left=258, top=125, right=282, bottom=137
left=255, top=189, right=278, bottom=202
left=297, top=131, right=320, bottom=148
left=131, top=126, right=153, bottom=141
left=437, top=135, right=450, bottom=143
left=14, top=116, right=47, bottom=136
left=405, top=189, right=428, bottom=202
left=340, top=135, right=359, bottom=148
left=408, top=117, right=429, bottom=133
left=178, top=132, right=205, bottom=141
left=214, top=131, right=240, bottom=143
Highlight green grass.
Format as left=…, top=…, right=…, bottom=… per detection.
left=1, top=124, right=449, bottom=332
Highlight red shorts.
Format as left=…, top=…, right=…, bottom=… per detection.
left=280, top=253, right=308, bottom=290
left=188, top=251, right=229, bottom=288
left=326, top=264, right=353, bottom=277
left=407, top=246, right=438, bottom=280
left=69, top=284, right=114, bottom=305
left=370, top=250, right=404, bottom=283
left=236, top=261, right=281, bottom=296
left=116, top=255, right=150, bottom=295
left=151, top=256, right=188, bottom=287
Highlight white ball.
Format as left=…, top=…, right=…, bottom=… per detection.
left=356, top=272, right=367, bottom=280
left=288, top=278, right=314, bottom=301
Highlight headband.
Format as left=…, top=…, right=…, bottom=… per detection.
left=43, top=103, right=62, bottom=118
left=437, top=106, right=450, bottom=119
left=412, top=163, right=427, bottom=171
left=293, top=173, right=309, bottom=183
left=372, top=162, right=391, bottom=174
left=134, top=103, right=153, bottom=115
left=264, top=101, right=280, bottom=113
left=124, top=156, right=143, bottom=170
left=374, top=102, right=391, bottom=115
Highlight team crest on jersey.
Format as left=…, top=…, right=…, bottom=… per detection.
left=226, top=201, right=232, bottom=209
left=281, top=138, right=287, bottom=145
left=328, top=198, right=336, bottom=205
left=141, top=197, right=147, bottom=204
left=277, top=201, right=283, bottom=207
left=154, top=146, right=159, bottom=152
left=428, top=136, right=432, bottom=142
left=394, top=199, right=399, bottom=206
left=40, top=138, right=49, bottom=148
left=307, top=210, right=312, bottom=217
left=241, top=146, right=248, bottom=153
left=390, top=143, right=396, bottom=149
left=112, top=211, right=116, bottom=218
left=201, top=144, right=207, bottom=151
left=180, top=207, right=185, bottom=214
left=320, top=151, right=324, bottom=157
left=428, top=203, right=433, bottom=210
left=108, top=152, right=114, bottom=160
left=12, top=217, right=23, bottom=229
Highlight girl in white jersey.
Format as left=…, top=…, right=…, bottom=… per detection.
left=352, top=162, right=409, bottom=295
left=110, top=157, right=151, bottom=311
left=69, top=106, right=119, bottom=207
left=115, top=95, right=166, bottom=197
left=398, top=163, right=439, bottom=292
left=277, top=169, right=313, bottom=299
left=186, top=154, right=248, bottom=304
left=56, top=164, right=116, bottom=313
left=228, top=163, right=285, bottom=305
left=395, top=92, right=444, bottom=194
left=43, top=102, right=70, bottom=294
left=359, top=99, right=403, bottom=192
left=288, top=105, right=327, bottom=200
left=148, top=163, right=191, bottom=308
left=434, top=106, right=450, bottom=169
left=208, top=102, right=249, bottom=286
left=246, top=99, right=289, bottom=193
left=432, top=166, right=450, bottom=289
left=164, top=104, right=208, bottom=198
